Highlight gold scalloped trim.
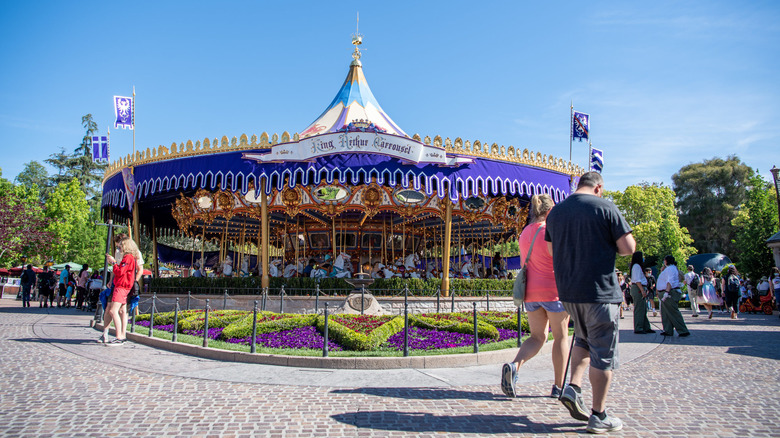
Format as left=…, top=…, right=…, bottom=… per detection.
left=102, top=132, right=585, bottom=183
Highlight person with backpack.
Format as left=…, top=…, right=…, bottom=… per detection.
left=38, top=265, right=55, bottom=308
left=722, top=265, right=742, bottom=319
left=20, top=264, right=36, bottom=308
left=684, top=265, right=700, bottom=317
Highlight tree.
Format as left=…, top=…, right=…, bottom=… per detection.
left=14, top=161, right=51, bottom=200
left=0, top=184, right=53, bottom=266
left=731, top=173, right=779, bottom=280
left=672, top=156, right=753, bottom=257
left=606, top=183, right=696, bottom=272
left=44, top=178, right=106, bottom=268
left=45, top=147, right=73, bottom=188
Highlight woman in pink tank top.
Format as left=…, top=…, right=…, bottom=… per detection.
left=501, top=194, right=571, bottom=399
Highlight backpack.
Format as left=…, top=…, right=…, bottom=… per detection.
left=726, top=274, right=740, bottom=294
left=689, top=274, right=700, bottom=291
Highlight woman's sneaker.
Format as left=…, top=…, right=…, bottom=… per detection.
left=560, top=385, right=589, bottom=421
left=96, top=334, right=108, bottom=343
left=500, top=363, right=517, bottom=398
left=586, top=411, right=623, bottom=434
left=106, top=339, right=124, bottom=346
left=550, top=385, right=562, bottom=398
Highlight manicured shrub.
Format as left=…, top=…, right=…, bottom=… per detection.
left=315, top=315, right=405, bottom=351
left=221, top=313, right=317, bottom=339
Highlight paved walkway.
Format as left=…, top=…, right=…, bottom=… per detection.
left=1, top=296, right=779, bottom=437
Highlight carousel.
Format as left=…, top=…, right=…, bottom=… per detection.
left=100, top=33, right=584, bottom=295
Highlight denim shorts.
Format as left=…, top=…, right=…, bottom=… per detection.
left=561, top=302, right=620, bottom=371
left=525, top=300, right=566, bottom=313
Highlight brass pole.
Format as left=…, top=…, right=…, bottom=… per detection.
left=261, top=179, right=270, bottom=289
left=441, top=198, right=453, bottom=297
left=152, top=216, right=158, bottom=278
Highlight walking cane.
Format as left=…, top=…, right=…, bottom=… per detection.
left=559, top=329, right=577, bottom=401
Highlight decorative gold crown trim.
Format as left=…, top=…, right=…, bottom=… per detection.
left=103, top=132, right=585, bottom=184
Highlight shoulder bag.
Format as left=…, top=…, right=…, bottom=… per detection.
left=513, top=226, right=543, bottom=307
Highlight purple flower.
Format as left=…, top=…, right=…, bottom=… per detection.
left=184, top=327, right=224, bottom=340
left=385, top=327, right=519, bottom=351
left=227, top=326, right=342, bottom=351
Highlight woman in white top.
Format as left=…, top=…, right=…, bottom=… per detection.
left=656, top=255, right=690, bottom=337
left=629, top=251, right=653, bottom=334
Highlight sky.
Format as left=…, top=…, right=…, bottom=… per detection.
left=1, top=0, right=778, bottom=192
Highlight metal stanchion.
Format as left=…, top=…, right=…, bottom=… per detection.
left=280, top=285, right=285, bottom=314
left=130, top=313, right=136, bottom=333
left=436, top=287, right=441, bottom=314
left=173, top=298, right=179, bottom=343
left=451, top=291, right=455, bottom=313
left=403, top=302, right=409, bottom=357
left=149, top=295, right=155, bottom=338
left=314, top=283, right=320, bottom=313
left=473, top=302, right=479, bottom=354
left=361, top=284, right=365, bottom=315
left=203, top=299, right=210, bottom=348
left=223, top=289, right=228, bottom=310
left=251, top=300, right=258, bottom=354
left=517, top=306, right=522, bottom=348
left=323, top=303, right=329, bottom=358
left=261, top=287, right=267, bottom=311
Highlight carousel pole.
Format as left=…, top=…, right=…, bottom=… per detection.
left=382, top=218, right=387, bottom=265
left=331, top=217, right=337, bottom=263
left=441, top=197, right=453, bottom=297
left=260, top=177, right=270, bottom=289
left=390, top=218, right=395, bottom=264
left=152, top=216, right=159, bottom=278
left=295, top=216, right=300, bottom=276
left=200, top=223, right=206, bottom=275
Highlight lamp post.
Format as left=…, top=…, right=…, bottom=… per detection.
left=771, top=166, right=780, bottom=227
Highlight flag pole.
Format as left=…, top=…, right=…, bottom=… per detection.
left=588, top=140, right=592, bottom=173
left=132, top=86, right=136, bottom=157
left=107, top=127, right=110, bottom=162
left=569, top=100, right=573, bottom=163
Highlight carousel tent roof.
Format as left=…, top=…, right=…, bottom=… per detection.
left=299, top=55, right=407, bottom=139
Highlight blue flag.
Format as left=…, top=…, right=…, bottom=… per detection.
left=572, top=111, right=589, bottom=142
left=113, top=95, right=134, bottom=130
left=92, top=136, right=109, bottom=161
left=590, top=147, right=603, bottom=173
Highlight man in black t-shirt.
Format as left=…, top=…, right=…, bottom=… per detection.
left=545, top=172, right=635, bottom=434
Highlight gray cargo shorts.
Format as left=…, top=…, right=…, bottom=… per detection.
left=561, top=302, right=620, bottom=371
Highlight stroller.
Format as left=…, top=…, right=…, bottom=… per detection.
left=87, top=277, right=104, bottom=312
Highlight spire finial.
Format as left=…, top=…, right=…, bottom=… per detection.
left=351, top=12, right=362, bottom=65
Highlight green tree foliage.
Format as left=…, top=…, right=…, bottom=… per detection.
left=14, top=161, right=51, bottom=200
left=44, top=114, right=107, bottom=203
left=606, top=183, right=696, bottom=272
left=672, top=156, right=753, bottom=256
left=0, top=183, right=53, bottom=266
left=731, top=173, right=779, bottom=280
left=44, top=178, right=107, bottom=268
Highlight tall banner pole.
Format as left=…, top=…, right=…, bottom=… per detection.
left=569, top=100, right=573, bottom=163
left=131, top=86, right=140, bottom=247
left=588, top=140, right=592, bottom=173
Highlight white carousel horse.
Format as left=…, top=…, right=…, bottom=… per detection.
left=459, top=259, right=474, bottom=279
left=283, top=262, right=298, bottom=278
left=382, top=263, right=398, bottom=279
left=239, top=257, right=251, bottom=277
left=371, top=262, right=384, bottom=279
left=404, top=253, right=422, bottom=279
left=269, top=259, right=283, bottom=277
left=221, top=256, right=233, bottom=277
left=332, top=252, right=353, bottom=279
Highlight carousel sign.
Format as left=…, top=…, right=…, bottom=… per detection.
left=243, top=130, right=473, bottom=166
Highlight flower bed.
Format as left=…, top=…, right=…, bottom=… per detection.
left=131, top=310, right=527, bottom=355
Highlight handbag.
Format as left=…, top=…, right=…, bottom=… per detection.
left=513, top=226, right=543, bottom=307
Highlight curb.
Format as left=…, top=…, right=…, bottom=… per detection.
left=92, top=322, right=542, bottom=370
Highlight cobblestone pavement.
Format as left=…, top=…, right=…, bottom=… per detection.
left=1, top=297, right=779, bottom=437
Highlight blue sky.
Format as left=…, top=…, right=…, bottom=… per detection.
left=1, top=0, right=778, bottom=192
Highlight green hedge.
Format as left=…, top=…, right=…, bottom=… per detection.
left=222, top=314, right=317, bottom=339
left=409, top=314, right=500, bottom=341
left=179, top=309, right=253, bottom=331
left=315, top=315, right=405, bottom=351
left=149, top=276, right=514, bottom=296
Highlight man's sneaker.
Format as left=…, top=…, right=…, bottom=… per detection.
left=106, top=339, right=124, bottom=346
left=500, top=362, right=517, bottom=398
left=560, top=385, right=589, bottom=421
left=586, top=411, right=623, bottom=434
left=550, top=385, right=562, bottom=398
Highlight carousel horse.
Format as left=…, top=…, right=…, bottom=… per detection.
left=218, top=256, right=233, bottom=277
left=425, top=261, right=440, bottom=279
left=459, top=258, right=474, bottom=279
left=404, top=253, right=422, bottom=279
left=381, top=263, right=398, bottom=279
left=269, top=259, right=283, bottom=277
left=283, top=262, right=298, bottom=278
left=239, top=257, right=251, bottom=277
left=371, top=262, right=385, bottom=279
left=332, top=252, right=353, bottom=278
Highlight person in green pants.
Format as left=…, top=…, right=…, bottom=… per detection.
left=629, top=251, right=654, bottom=334
left=656, top=255, right=690, bottom=337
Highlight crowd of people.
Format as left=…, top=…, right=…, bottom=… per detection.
left=16, top=263, right=101, bottom=310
